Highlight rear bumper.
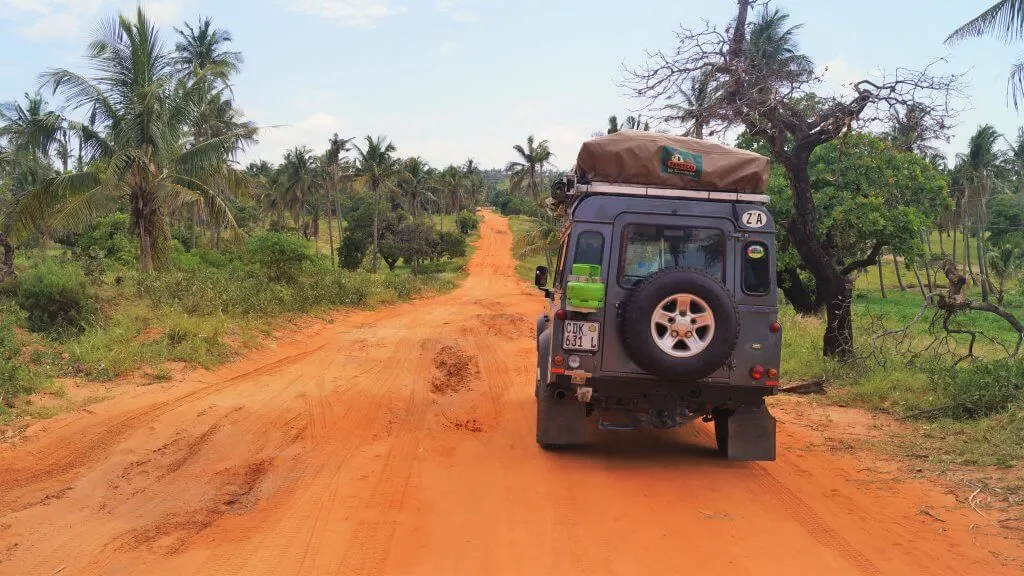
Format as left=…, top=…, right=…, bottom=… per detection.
left=547, top=374, right=776, bottom=408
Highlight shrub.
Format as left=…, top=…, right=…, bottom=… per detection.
left=456, top=210, right=479, bottom=235
left=927, top=359, right=1024, bottom=419
left=338, top=235, right=369, bottom=270
left=247, top=232, right=309, bottom=282
left=16, top=259, right=97, bottom=336
left=0, top=303, right=29, bottom=409
left=396, top=220, right=441, bottom=272
left=75, top=213, right=136, bottom=267
left=439, top=231, right=467, bottom=259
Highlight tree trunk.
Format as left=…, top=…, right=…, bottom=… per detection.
left=372, top=186, right=380, bottom=273
left=877, top=255, right=887, bottom=299
left=0, top=233, right=15, bottom=284
left=892, top=254, right=906, bottom=291
left=964, top=224, right=975, bottom=285
left=911, top=262, right=928, bottom=302
left=335, top=184, right=345, bottom=268
left=920, top=230, right=934, bottom=293
left=778, top=267, right=821, bottom=314
left=781, top=158, right=853, bottom=358
left=938, top=229, right=946, bottom=255
left=822, top=278, right=854, bottom=359
left=999, top=277, right=1006, bottom=305
left=139, top=217, right=154, bottom=273
left=977, top=222, right=989, bottom=302
left=952, top=226, right=958, bottom=265
left=326, top=200, right=335, bottom=267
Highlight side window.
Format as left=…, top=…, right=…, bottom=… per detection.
left=742, top=241, right=771, bottom=295
left=573, top=231, right=604, bottom=268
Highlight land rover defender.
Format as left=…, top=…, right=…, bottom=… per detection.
left=534, top=132, right=781, bottom=461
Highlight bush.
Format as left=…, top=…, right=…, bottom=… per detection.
left=456, top=210, right=479, bottom=235
left=75, top=213, right=136, bottom=267
left=338, top=235, right=369, bottom=270
left=928, top=358, right=1024, bottom=419
left=439, top=231, right=467, bottom=259
left=247, top=232, right=309, bottom=282
left=16, top=259, right=97, bottom=336
left=0, top=303, right=29, bottom=409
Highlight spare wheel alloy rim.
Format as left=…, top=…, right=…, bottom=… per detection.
left=650, top=293, right=715, bottom=358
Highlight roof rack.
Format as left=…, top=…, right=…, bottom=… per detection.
left=575, top=182, right=769, bottom=204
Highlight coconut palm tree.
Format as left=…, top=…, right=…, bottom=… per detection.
left=958, top=124, right=1010, bottom=301
left=947, top=1, right=1024, bottom=107
left=399, top=157, right=434, bottom=219
left=664, top=71, right=719, bottom=138
left=8, top=8, right=254, bottom=271
left=745, top=7, right=814, bottom=85
left=0, top=92, right=64, bottom=162
left=280, top=146, right=317, bottom=236
left=989, top=243, right=1022, bottom=304
left=173, top=16, right=243, bottom=88
left=506, top=135, right=552, bottom=204
left=353, top=135, right=401, bottom=272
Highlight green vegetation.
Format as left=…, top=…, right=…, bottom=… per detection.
left=0, top=7, right=487, bottom=421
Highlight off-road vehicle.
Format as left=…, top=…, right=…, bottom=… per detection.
left=534, top=132, right=781, bottom=461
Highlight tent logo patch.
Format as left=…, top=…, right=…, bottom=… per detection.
left=661, top=146, right=703, bottom=179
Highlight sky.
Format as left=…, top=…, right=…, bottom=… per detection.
left=0, top=0, right=1021, bottom=170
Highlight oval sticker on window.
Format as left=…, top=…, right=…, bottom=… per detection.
left=741, top=210, right=767, bottom=228
left=746, top=244, right=766, bottom=259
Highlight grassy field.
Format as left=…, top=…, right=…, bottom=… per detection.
left=0, top=221, right=475, bottom=426
left=506, top=213, right=1024, bottom=470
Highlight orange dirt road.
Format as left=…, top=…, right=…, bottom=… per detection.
left=0, top=211, right=1019, bottom=576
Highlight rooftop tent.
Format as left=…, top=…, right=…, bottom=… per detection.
left=574, top=132, right=770, bottom=194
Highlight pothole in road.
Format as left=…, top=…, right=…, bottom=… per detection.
left=430, top=344, right=479, bottom=395
left=475, top=313, right=531, bottom=338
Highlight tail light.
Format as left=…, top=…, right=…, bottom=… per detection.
left=769, top=321, right=782, bottom=333
left=750, top=365, right=765, bottom=380
left=767, top=368, right=779, bottom=379
left=555, top=309, right=567, bottom=320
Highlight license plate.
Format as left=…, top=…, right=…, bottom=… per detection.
left=563, top=321, right=600, bottom=351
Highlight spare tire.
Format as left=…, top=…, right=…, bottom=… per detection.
left=621, top=268, right=739, bottom=380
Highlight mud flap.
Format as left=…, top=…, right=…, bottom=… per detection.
left=727, top=401, right=776, bottom=461
left=536, top=390, right=587, bottom=448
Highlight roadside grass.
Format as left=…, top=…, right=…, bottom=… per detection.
left=0, top=232, right=465, bottom=424
left=508, top=215, right=551, bottom=284
left=507, top=213, right=1024, bottom=470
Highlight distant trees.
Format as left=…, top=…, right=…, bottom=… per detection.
left=506, top=135, right=552, bottom=203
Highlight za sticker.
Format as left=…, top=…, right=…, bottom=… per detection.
left=742, top=210, right=767, bottom=228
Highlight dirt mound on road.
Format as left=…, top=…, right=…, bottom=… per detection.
left=430, top=344, right=479, bottom=395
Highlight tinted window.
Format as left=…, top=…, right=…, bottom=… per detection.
left=620, top=225, right=725, bottom=286
left=574, top=231, right=604, bottom=267
left=743, top=241, right=771, bottom=295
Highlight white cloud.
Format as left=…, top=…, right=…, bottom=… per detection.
left=282, top=0, right=401, bottom=27
left=436, top=41, right=455, bottom=57
left=816, top=56, right=883, bottom=97
left=1, top=0, right=184, bottom=40
left=452, top=12, right=480, bottom=22
left=245, top=113, right=347, bottom=164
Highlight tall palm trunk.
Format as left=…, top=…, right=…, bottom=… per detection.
left=938, top=229, right=946, bottom=255
left=372, top=185, right=380, bottom=273
left=334, top=177, right=344, bottom=268
left=326, top=197, right=335, bottom=267
left=911, top=262, right=928, bottom=302
left=877, top=255, right=887, bottom=299
left=964, top=223, right=975, bottom=285
left=977, top=220, right=989, bottom=302
left=952, top=226, right=958, bottom=265
left=892, top=254, right=906, bottom=290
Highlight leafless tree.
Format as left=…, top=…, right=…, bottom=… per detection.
left=623, top=0, right=966, bottom=358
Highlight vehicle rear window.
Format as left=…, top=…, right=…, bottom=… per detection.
left=619, top=225, right=725, bottom=286
left=574, top=231, right=604, bottom=266
left=743, top=241, right=771, bottom=295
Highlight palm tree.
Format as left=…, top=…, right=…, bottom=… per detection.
left=399, top=157, right=434, bottom=219
left=325, top=133, right=353, bottom=265
left=664, top=71, right=718, bottom=138
left=947, top=1, right=1024, bottom=107
left=280, top=146, right=317, bottom=237
left=353, top=135, right=401, bottom=272
left=506, top=135, right=553, bottom=204
left=958, top=124, right=1009, bottom=301
left=745, top=7, right=814, bottom=85
left=8, top=8, right=254, bottom=271
left=989, top=243, right=1022, bottom=304
left=173, top=16, right=243, bottom=88
left=0, top=92, right=64, bottom=161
